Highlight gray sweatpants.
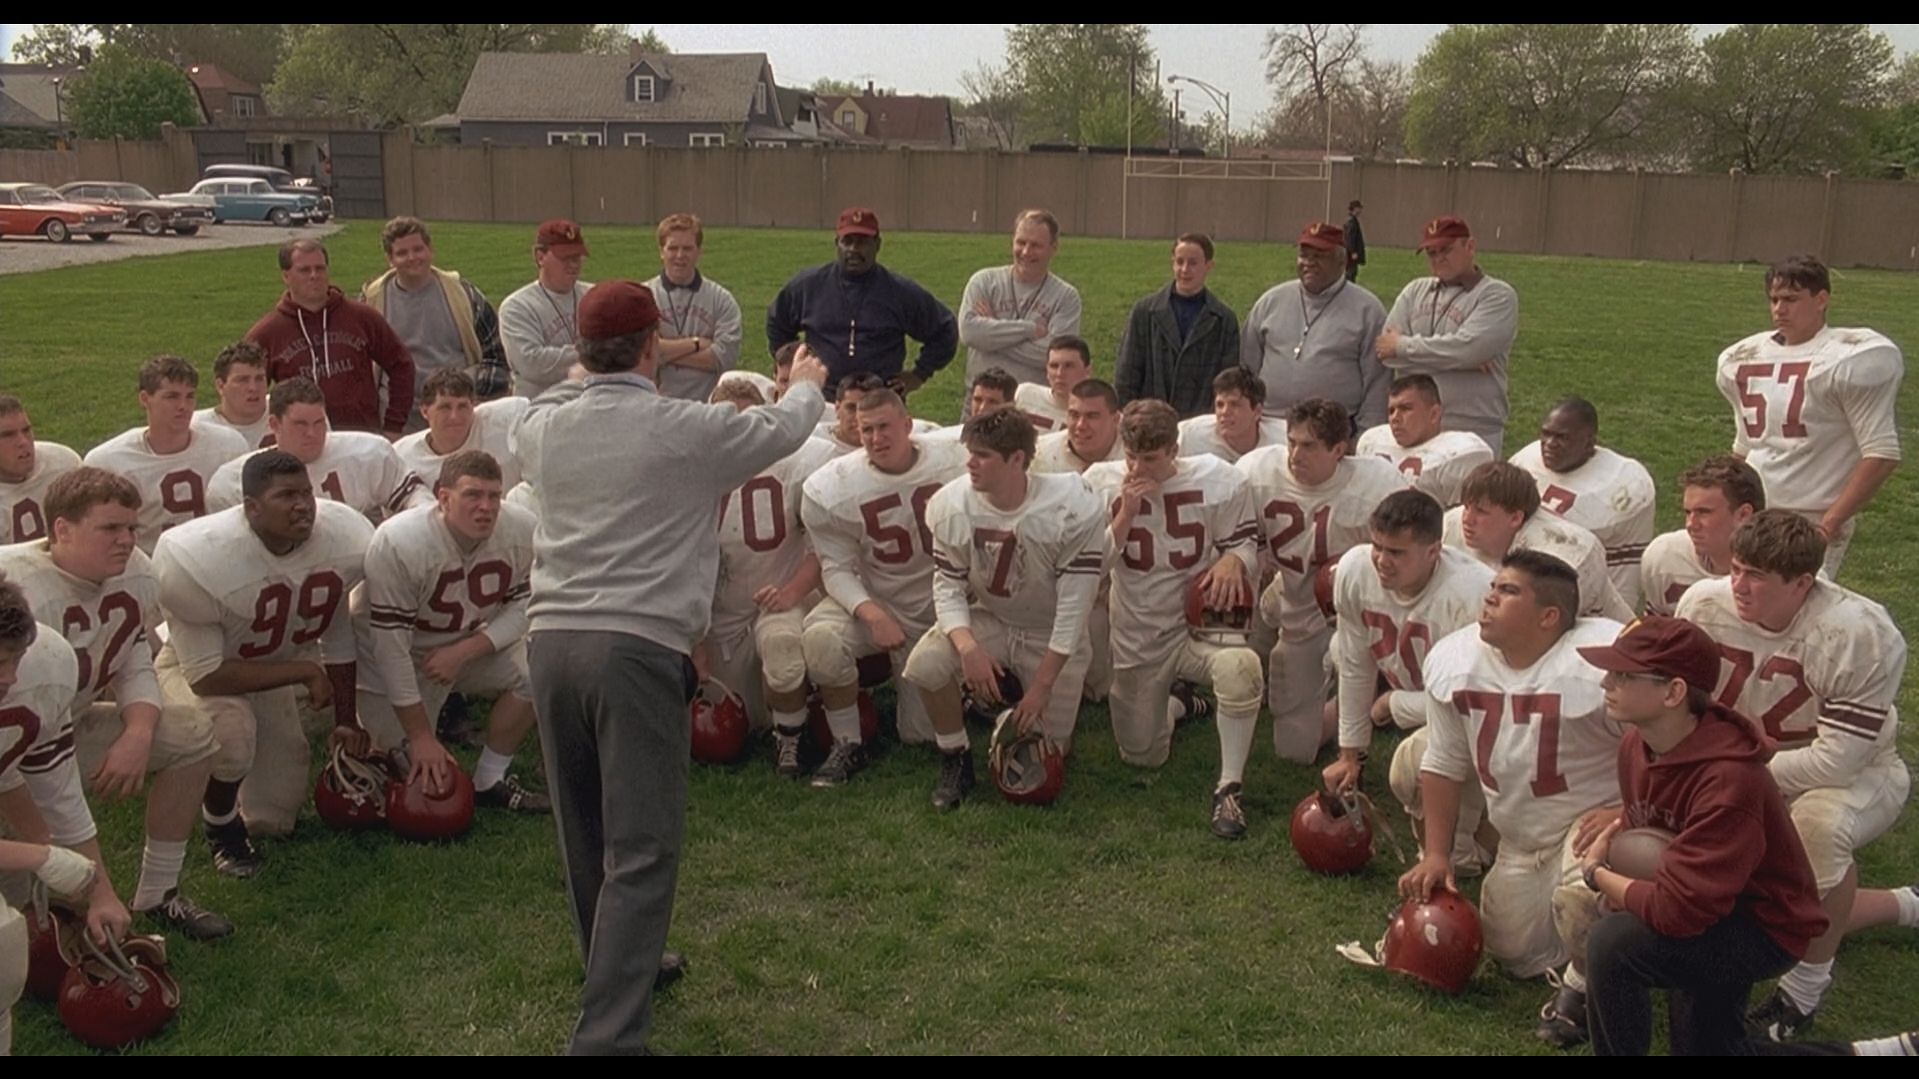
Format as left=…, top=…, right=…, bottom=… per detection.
left=529, top=630, right=695, bottom=1056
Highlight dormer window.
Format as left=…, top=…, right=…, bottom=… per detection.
left=633, top=75, right=655, bottom=103
left=754, top=83, right=767, bottom=115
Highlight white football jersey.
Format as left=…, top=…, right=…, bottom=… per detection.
left=393, top=397, right=528, bottom=494
left=0, top=541, right=162, bottom=715
left=1177, top=414, right=1288, bottom=464
left=1013, top=383, right=1069, bottom=432
left=1333, top=544, right=1494, bottom=751
left=1238, top=449, right=1409, bottom=639
left=209, top=432, right=425, bottom=522
left=1083, top=455, right=1263, bottom=668
left=1716, top=326, right=1904, bottom=513
left=927, top=472, right=1106, bottom=654
left=1032, top=430, right=1123, bottom=475
left=0, top=441, right=81, bottom=544
left=1443, top=506, right=1632, bottom=622
left=801, top=437, right=968, bottom=629
left=712, top=437, right=837, bottom=645
left=1355, top=425, right=1493, bottom=508
left=1509, top=441, right=1656, bottom=609
left=84, top=425, right=250, bottom=553
left=1421, top=618, right=1625, bottom=850
left=193, top=406, right=271, bottom=450
left=0, top=628, right=94, bottom=846
left=363, top=503, right=535, bottom=707
left=153, top=500, right=374, bottom=683
left=1638, top=529, right=1718, bottom=617
left=1677, top=578, right=1905, bottom=796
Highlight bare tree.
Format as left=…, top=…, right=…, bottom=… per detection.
left=1263, top=23, right=1366, bottom=136
left=960, top=62, right=1024, bottom=149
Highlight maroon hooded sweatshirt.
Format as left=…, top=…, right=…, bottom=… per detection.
left=1617, top=703, right=1829, bottom=958
left=248, top=286, right=415, bottom=435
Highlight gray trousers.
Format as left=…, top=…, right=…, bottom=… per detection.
left=529, top=630, right=695, bottom=1056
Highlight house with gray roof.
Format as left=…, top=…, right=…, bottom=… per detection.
left=450, top=44, right=809, bottom=148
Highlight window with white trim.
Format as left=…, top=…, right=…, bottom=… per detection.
left=233, top=95, right=257, bottom=119
left=548, top=131, right=604, bottom=147
left=623, top=132, right=649, bottom=147
left=633, top=75, right=655, bottom=102
left=689, top=133, right=725, bottom=148
left=839, top=109, right=856, bottom=127
left=754, top=83, right=767, bottom=115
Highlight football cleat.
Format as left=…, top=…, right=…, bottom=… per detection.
left=932, top=747, right=976, bottom=810
left=1535, top=978, right=1589, bottom=1049
left=1747, top=988, right=1817, bottom=1042
left=1212, top=782, right=1248, bottom=840
left=138, top=889, right=235, bottom=942
left=206, top=818, right=264, bottom=879
left=809, top=739, right=866, bottom=788
left=474, top=774, right=551, bottom=814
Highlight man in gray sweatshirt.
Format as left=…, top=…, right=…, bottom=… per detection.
left=514, top=279, right=828, bottom=1055
left=1242, top=221, right=1390, bottom=431
left=1376, top=216, right=1520, bottom=454
left=958, top=209, right=1083, bottom=400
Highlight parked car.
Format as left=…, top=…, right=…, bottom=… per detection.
left=200, top=164, right=333, bottom=221
left=0, top=182, right=126, bottom=242
left=56, top=181, right=215, bottom=236
left=176, top=178, right=319, bottom=227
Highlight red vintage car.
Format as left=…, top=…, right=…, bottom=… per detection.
left=0, top=182, right=126, bottom=242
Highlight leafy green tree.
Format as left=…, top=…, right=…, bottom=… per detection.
left=1686, top=24, right=1893, bottom=174
left=64, top=44, right=202, bottom=139
left=1003, top=24, right=1165, bottom=147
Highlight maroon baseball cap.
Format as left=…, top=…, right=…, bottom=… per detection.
left=837, top=207, right=880, bottom=238
left=1577, top=616, right=1722, bottom=695
left=1416, top=215, right=1471, bottom=251
left=536, top=219, right=588, bottom=257
left=577, top=280, right=661, bottom=341
left=1299, top=221, right=1346, bottom=250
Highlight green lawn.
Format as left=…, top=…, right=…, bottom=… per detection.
left=1, top=223, right=1915, bottom=1055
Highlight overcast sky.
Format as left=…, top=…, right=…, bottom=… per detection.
left=4, top=23, right=1917, bottom=130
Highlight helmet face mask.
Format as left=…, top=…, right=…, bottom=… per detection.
left=58, top=932, right=182, bottom=1048
left=315, top=745, right=392, bottom=830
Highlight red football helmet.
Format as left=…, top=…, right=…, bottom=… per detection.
left=385, top=764, right=476, bottom=842
left=58, top=933, right=181, bottom=1049
left=1185, top=571, right=1256, bottom=645
left=24, top=885, right=83, bottom=1001
left=988, top=710, right=1065, bottom=806
left=1314, top=560, right=1340, bottom=618
left=805, top=689, right=880, bottom=752
left=314, top=745, right=391, bottom=830
left=1290, top=789, right=1374, bottom=875
left=856, top=652, right=894, bottom=689
left=1381, top=888, right=1484, bottom=994
left=689, top=677, right=750, bottom=764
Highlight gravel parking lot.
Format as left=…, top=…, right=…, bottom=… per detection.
left=0, top=220, right=344, bottom=276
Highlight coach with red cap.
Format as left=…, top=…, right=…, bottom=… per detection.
left=1375, top=215, right=1521, bottom=454
left=500, top=218, right=595, bottom=398
left=1573, top=616, right=1828, bottom=1056
left=766, top=207, right=958, bottom=397
left=1241, top=220, right=1390, bottom=430
left=515, top=279, right=829, bottom=1054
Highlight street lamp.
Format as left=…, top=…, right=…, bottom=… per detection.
left=1167, top=74, right=1230, bottom=160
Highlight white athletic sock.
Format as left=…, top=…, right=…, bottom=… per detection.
left=1895, top=885, right=1919, bottom=928
left=1778, top=958, right=1834, bottom=1014
left=1852, top=1033, right=1918, bottom=1057
left=935, top=729, right=969, bottom=752
left=473, top=748, right=512, bottom=790
left=1166, top=694, right=1188, bottom=726
left=202, top=807, right=238, bottom=827
left=1214, top=709, right=1257, bottom=788
left=131, top=839, right=187, bottom=910
left=825, top=705, right=863, bottom=745
left=771, top=709, right=806, bottom=735
left=1561, top=965, right=1587, bottom=993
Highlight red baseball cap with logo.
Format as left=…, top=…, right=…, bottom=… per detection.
left=1576, top=616, right=1722, bottom=695
left=577, top=280, right=661, bottom=341
left=1299, top=221, right=1346, bottom=250
left=1416, top=215, right=1471, bottom=251
left=536, top=219, right=589, bottom=257
left=837, top=207, right=880, bottom=238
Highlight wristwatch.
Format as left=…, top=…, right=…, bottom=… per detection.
left=1583, top=864, right=1602, bottom=892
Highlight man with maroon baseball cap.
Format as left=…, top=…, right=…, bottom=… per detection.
left=515, top=279, right=831, bottom=1053
left=1571, top=616, right=1831, bottom=1055
left=1375, top=214, right=1521, bottom=454
left=1242, top=220, right=1389, bottom=430
left=500, top=219, right=595, bottom=398
left=767, top=206, right=958, bottom=398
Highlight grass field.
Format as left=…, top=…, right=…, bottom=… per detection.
left=1, top=222, right=1915, bottom=1055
